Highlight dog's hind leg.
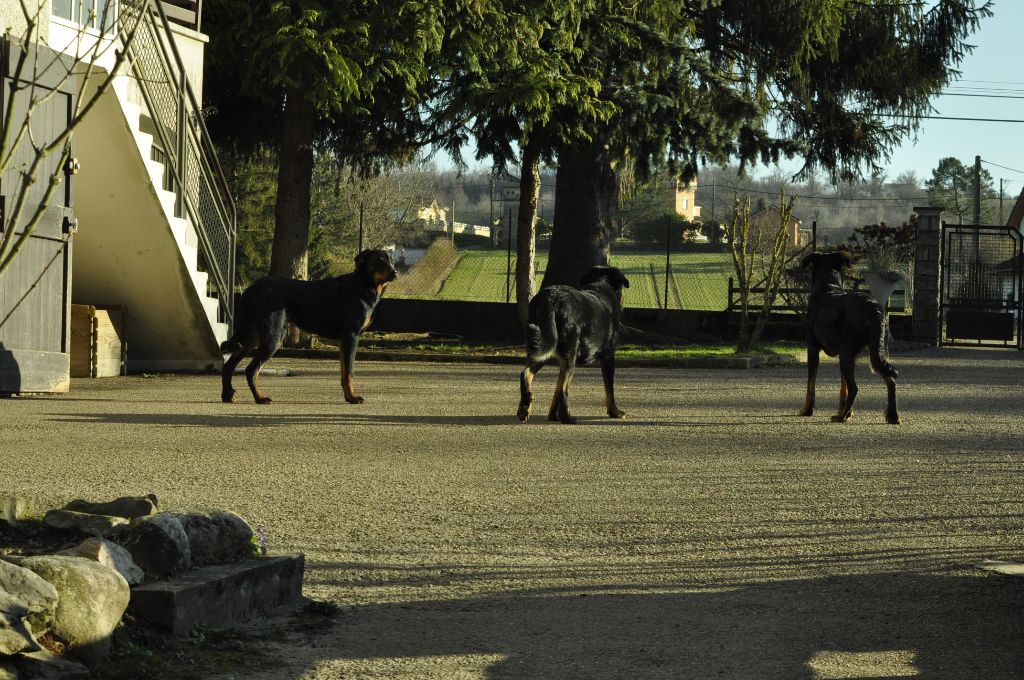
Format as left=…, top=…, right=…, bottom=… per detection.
left=518, top=362, right=544, bottom=422
left=601, top=357, right=625, bottom=419
left=221, top=342, right=252, bottom=403
left=868, top=326, right=901, bottom=425
left=245, top=348, right=276, bottom=405
left=800, top=345, right=819, bottom=416
left=555, top=353, right=578, bottom=425
left=547, top=366, right=566, bottom=422
left=246, top=315, right=286, bottom=404
left=831, top=350, right=858, bottom=422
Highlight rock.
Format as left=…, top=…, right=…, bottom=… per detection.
left=63, top=495, right=158, bottom=520
left=0, top=495, right=33, bottom=525
left=123, top=514, right=191, bottom=578
left=13, top=556, right=129, bottom=665
left=0, top=559, right=58, bottom=655
left=43, top=510, right=128, bottom=538
left=11, top=650, right=89, bottom=679
left=164, top=510, right=254, bottom=567
left=58, top=538, right=144, bottom=586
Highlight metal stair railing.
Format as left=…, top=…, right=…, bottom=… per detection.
left=120, top=0, right=235, bottom=329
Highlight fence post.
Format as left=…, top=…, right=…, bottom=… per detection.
left=358, top=201, right=364, bottom=252
left=912, top=206, right=943, bottom=345
left=506, top=208, right=513, bottom=304
left=664, top=215, right=671, bottom=309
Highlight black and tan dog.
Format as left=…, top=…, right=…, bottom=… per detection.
left=220, top=249, right=397, bottom=404
left=800, top=251, right=900, bottom=424
left=517, top=266, right=630, bottom=424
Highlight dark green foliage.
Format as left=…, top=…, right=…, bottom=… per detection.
left=629, top=214, right=700, bottom=248
left=847, top=218, right=918, bottom=266
left=926, top=156, right=996, bottom=224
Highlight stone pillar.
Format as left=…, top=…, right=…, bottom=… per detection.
left=912, top=206, right=943, bottom=345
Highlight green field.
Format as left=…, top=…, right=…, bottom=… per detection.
left=393, top=248, right=735, bottom=310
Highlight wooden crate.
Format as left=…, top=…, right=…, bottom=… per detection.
left=71, top=305, right=127, bottom=378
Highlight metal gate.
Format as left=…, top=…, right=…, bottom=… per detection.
left=940, top=224, right=1023, bottom=348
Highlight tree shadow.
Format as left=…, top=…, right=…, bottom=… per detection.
left=262, top=570, right=1024, bottom=679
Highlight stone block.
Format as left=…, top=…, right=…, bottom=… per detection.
left=129, top=554, right=304, bottom=636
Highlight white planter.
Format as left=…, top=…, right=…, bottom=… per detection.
left=862, top=270, right=904, bottom=342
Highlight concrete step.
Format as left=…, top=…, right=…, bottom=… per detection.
left=129, top=553, right=304, bottom=636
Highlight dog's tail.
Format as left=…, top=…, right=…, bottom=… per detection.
left=524, top=296, right=558, bottom=363
left=219, top=293, right=248, bottom=355
left=868, top=309, right=898, bottom=379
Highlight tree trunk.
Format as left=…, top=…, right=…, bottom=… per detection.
left=542, top=139, right=616, bottom=288
left=515, top=142, right=541, bottom=330
left=270, top=88, right=315, bottom=346
left=271, top=89, right=315, bottom=280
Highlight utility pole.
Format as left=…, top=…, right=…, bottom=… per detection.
left=973, top=155, right=982, bottom=225
left=999, top=178, right=1007, bottom=225
left=451, top=200, right=456, bottom=244
left=711, top=179, right=717, bottom=222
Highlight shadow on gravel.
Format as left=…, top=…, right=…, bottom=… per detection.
left=266, top=572, right=1024, bottom=679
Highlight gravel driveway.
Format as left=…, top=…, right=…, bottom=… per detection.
left=2, top=347, right=1023, bottom=679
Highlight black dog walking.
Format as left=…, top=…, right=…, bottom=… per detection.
left=800, top=251, right=900, bottom=424
left=518, top=266, right=630, bottom=424
left=220, top=249, right=397, bottom=404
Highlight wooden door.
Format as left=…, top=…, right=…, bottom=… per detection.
left=0, top=40, right=77, bottom=394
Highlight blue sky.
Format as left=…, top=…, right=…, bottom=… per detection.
left=860, top=0, right=1024, bottom=193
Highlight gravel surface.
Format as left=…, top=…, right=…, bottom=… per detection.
left=2, top=347, right=1023, bottom=679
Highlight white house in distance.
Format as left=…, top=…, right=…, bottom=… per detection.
left=0, top=0, right=234, bottom=392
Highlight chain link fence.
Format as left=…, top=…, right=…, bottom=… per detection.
left=387, top=232, right=735, bottom=311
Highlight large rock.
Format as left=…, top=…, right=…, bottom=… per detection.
left=63, top=495, right=158, bottom=520
left=58, top=538, right=144, bottom=586
left=123, top=514, right=191, bottom=578
left=12, top=556, right=129, bottom=665
left=9, top=650, right=89, bottom=679
left=164, top=510, right=254, bottom=567
left=43, top=510, right=128, bottom=538
left=0, top=560, right=58, bottom=655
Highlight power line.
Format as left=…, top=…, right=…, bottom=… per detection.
left=885, top=114, right=1024, bottom=123
left=980, top=159, right=1024, bottom=176
left=707, top=182, right=928, bottom=203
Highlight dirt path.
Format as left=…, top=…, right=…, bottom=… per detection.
left=2, top=348, right=1023, bottom=678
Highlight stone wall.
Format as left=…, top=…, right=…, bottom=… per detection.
left=911, top=207, right=942, bottom=345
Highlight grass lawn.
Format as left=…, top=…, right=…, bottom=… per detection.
left=393, top=248, right=735, bottom=310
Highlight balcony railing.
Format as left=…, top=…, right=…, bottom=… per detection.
left=160, top=0, right=201, bottom=32
left=121, top=0, right=236, bottom=328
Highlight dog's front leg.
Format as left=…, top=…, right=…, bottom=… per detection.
left=601, top=358, right=625, bottom=419
left=339, top=333, right=365, bottom=404
left=800, top=346, right=819, bottom=416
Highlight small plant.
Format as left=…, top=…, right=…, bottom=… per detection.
left=860, top=244, right=907, bottom=281
left=250, top=526, right=268, bottom=557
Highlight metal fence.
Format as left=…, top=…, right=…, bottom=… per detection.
left=386, top=234, right=735, bottom=311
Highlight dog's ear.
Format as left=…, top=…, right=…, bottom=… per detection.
left=354, top=249, right=371, bottom=271
left=578, top=267, right=607, bottom=287
left=837, top=250, right=853, bottom=267
left=801, top=252, right=820, bottom=269
left=617, top=271, right=630, bottom=289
